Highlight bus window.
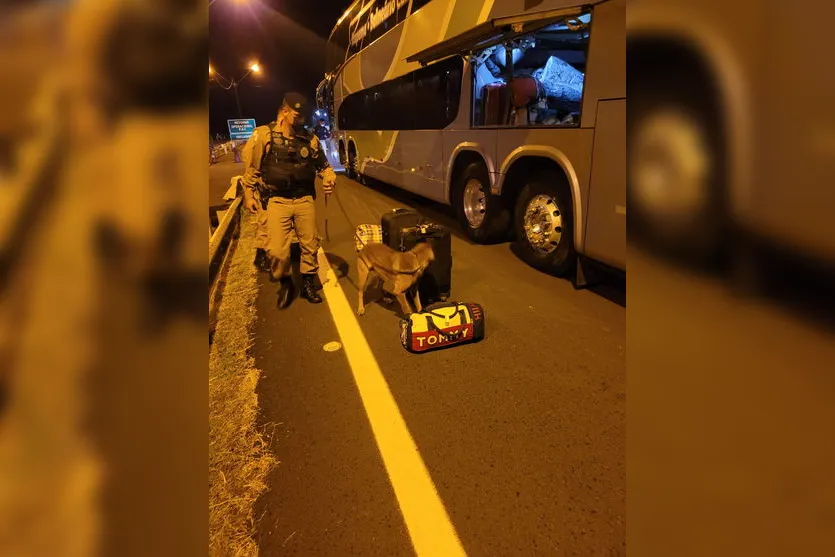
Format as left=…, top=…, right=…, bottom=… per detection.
left=411, top=0, right=433, bottom=13
left=376, top=74, right=415, bottom=130
left=338, top=56, right=462, bottom=131
left=359, top=91, right=374, bottom=129
left=414, top=57, right=463, bottom=130
left=472, top=13, right=591, bottom=128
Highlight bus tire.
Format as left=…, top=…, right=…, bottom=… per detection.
left=347, top=143, right=358, bottom=180
left=453, top=162, right=510, bottom=244
left=627, top=49, right=726, bottom=268
left=338, top=141, right=346, bottom=166
left=513, top=173, right=575, bottom=276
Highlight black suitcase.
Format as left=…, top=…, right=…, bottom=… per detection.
left=381, top=208, right=425, bottom=248
left=381, top=208, right=452, bottom=304
left=400, top=224, right=452, bottom=304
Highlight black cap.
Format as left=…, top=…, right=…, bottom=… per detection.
left=283, top=91, right=310, bottom=114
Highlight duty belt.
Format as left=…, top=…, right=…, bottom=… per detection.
left=259, top=181, right=315, bottom=207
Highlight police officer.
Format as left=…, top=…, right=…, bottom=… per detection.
left=239, top=139, right=271, bottom=273
left=241, top=92, right=337, bottom=308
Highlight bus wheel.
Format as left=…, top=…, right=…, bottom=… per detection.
left=513, top=173, right=575, bottom=276
left=627, top=50, right=726, bottom=268
left=347, top=145, right=358, bottom=180
left=338, top=141, right=346, bottom=166
left=454, top=162, right=510, bottom=244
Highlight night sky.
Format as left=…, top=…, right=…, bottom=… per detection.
left=209, top=0, right=349, bottom=137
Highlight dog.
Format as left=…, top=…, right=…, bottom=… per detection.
left=356, top=241, right=435, bottom=317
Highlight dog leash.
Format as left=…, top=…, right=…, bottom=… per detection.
left=320, top=186, right=369, bottom=290
left=323, top=185, right=372, bottom=249
left=324, top=192, right=330, bottom=243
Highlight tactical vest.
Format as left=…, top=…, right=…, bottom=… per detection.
left=260, top=124, right=317, bottom=198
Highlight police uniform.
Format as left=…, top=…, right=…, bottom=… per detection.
left=240, top=93, right=336, bottom=306
left=240, top=133, right=271, bottom=271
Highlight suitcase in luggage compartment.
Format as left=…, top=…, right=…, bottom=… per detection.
left=483, top=82, right=511, bottom=126
left=509, top=76, right=541, bottom=108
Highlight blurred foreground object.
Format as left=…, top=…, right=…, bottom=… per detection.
left=628, top=0, right=835, bottom=280
left=628, top=1, right=835, bottom=555
left=629, top=248, right=835, bottom=557
left=0, top=1, right=207, bottom=556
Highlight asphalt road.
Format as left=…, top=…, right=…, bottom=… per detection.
left=238, top=172, right=626, bottom=556
left=628, top=248, right=835, bottom=556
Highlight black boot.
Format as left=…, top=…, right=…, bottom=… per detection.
left=254, top=248, right=270, bottom=272
left=277, top=277, right=295, bottom=309
left=300, top=274, right=323, bottom=304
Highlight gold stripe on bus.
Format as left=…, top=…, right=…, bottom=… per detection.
left=438, top=0, right=458, bottom=41
left=477, top=0, right=495, bottom=23
left=447, top=0, right=488, bottom=37
left=342, top=53, right=365, bottom=94
left=383, top=2, right=412, bottom=80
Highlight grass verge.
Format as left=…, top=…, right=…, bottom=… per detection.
left=209, top=210, right=275, bottom=557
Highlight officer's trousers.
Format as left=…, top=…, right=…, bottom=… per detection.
left=254, top=191, right=269, bottom=251
left=265, top=195, right=320, bottom=278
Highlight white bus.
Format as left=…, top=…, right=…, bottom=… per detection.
left=322, top=0, right=625, bottom=280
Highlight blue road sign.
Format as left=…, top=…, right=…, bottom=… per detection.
left=227, top=119, right=257, bottom=140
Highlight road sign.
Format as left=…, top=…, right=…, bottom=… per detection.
left=227, top=119, right=256, bottom=140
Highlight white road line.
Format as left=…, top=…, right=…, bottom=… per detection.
left=316, top=248, right=467, bottom=557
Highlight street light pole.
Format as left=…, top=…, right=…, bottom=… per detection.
left=233, top=82, right=243, bottom=119
left=209, top=62, right=261, bottom=120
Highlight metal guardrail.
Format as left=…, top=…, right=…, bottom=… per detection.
left=209, top=195, right=242, bottom=287
left=210, top=141, right=237, bottom=161
left=209, top=195, right=243, bottom=342
left=0, top=105, right=63, bottom=294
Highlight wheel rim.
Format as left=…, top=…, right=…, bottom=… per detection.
left=630, top=109, right=711, bottom=222
left=462, top=178, right=487, bottom=228
left=523, top=194, right=563, bottom=255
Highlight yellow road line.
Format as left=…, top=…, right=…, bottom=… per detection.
left=316, top=249, right=467, bottom=557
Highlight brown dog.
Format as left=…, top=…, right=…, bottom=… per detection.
left=356, top=242, right=435, bottom=316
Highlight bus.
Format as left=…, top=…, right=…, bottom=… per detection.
left=321, top=0, right=625, bottom=280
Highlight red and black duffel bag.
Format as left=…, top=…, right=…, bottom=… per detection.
left=399, top=302, right=485, bottom=353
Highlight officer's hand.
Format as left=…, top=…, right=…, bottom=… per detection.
left=321, top=167, right=337, bottom=195
left=245, top=197, right=259, bottom=214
